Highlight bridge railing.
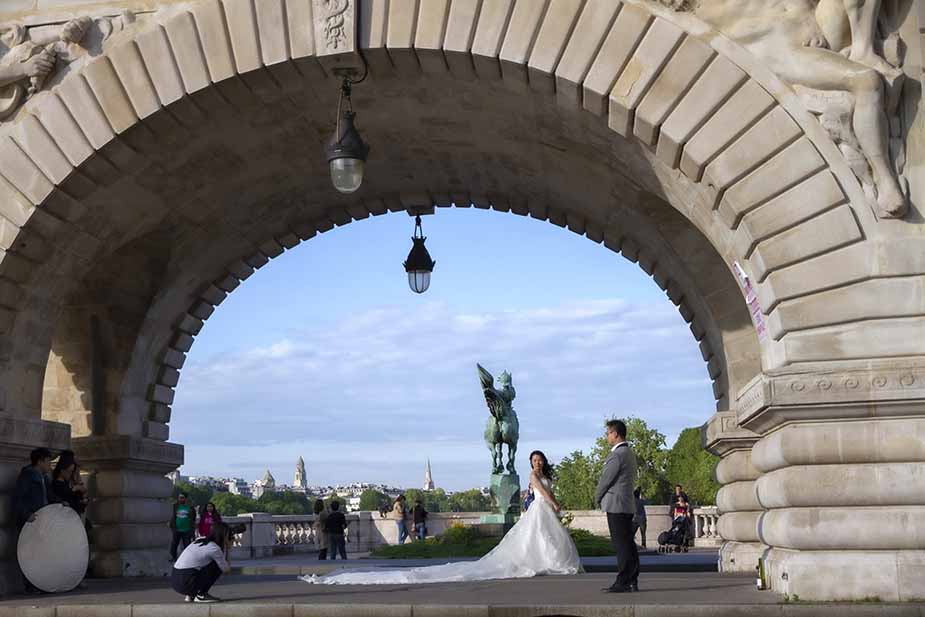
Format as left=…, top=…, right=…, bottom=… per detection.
left=220, top=506, right=721, bottom=558
left=692, top=506, right=722, bottom=547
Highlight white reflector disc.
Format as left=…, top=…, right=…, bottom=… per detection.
left=17, top=503, right=88, bottom=592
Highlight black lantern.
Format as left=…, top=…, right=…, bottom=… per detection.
left=403, top=215, right=436, bottom=294
left=324, top=78, right=369, bottom=193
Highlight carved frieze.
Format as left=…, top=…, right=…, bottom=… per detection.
left=735, top=362, right=925, bottom=434
left=0, top=10, right=134, bottom=123
left=654, top=0, right=911, bottom=220
left=313, top=0, right=353, bottom=56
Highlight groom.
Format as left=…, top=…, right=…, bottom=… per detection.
left=595, top=419, right=639, bottom=593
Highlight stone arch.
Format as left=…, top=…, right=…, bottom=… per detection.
left=0, top=0, right=921, bottom=598
left=2, top=0, right=920, bottom=424
left=133, top=197, right=749, bottom=442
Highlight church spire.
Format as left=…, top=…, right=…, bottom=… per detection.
left=294, top=456, right=307, bottom=489
left=423, top=458, right=435, bottom=491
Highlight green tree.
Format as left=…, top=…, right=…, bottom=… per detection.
left=624, top=417, right=672, bottom=504
left=358, top=489, right=391, bottom=512
left=258, top=490, right=313, bottom=515
left=404, top=488, right=449, bottom=513
left=172, top=482, right=214, bottom=509
left=211, top=492, right=260, bottom=516
left=447, top=489, right=491, bottom=512
left=665, top=427, right=720, bottom=505
left=554, top=416, right=673, bottom=509
left=554, top=450, right=599, bottom=510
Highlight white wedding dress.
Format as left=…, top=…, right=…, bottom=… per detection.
left=300, top=477, right=581, bottom=585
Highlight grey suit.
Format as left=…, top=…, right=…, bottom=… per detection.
left=595, top=442, right=637, bottom=514
left=596, top=442, right=639, bottom=590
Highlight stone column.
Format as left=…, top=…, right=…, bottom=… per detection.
left=703, top=411, right=766, bottom=573
left=73, top=435, right=182, bottom=577
left=0, top=414, right=71, bottom=595
left=738, top=364, right=925, bottom=601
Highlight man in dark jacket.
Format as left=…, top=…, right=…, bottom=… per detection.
left=13, top=448, right=53, bottom=527
left=324, top=501, right=348, bottom=560
left=13, top=448, right=54, bottom=593
left=412, top=499, right=428, bottom=541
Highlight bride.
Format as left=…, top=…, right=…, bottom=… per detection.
left=301, top=450, right=582, bottom=585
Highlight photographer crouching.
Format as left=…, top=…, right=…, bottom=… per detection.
left=170, top=521, right=244, bottom=603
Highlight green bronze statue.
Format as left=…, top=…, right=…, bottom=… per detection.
left=478, top=364, right=519, bottom=475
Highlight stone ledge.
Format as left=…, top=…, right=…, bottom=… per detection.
left=0, top=414, right=70, bottom=459
left=735, top=361, right=925, bottom=434
left=703, top=412, right=758, bottom=457
left=71, top=435, right=182, bottom=472
left=1, top=603, right=924, bottom=617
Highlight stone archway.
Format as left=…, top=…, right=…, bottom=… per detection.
left=0, top=0, right=922, bottom=601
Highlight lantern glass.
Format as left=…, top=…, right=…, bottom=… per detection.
left=329, top=157, right=364, bottom=193
left=408, top=270, right=431, bottom=294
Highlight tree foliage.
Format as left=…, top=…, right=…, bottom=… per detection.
left=358, top=489, right=392, bottom=512
left=447, top=489, right=491, bottom=512
left=172, top=482, right=216, bottom=509
left=625, top=417, right=672, bottom=504
left=665, top=427, right=720, bottom=505
left=258, top=490, right=313, bottom=515
left=554, top=417, right=706, bottom=509
left=211, top=492, right=258, bottom=516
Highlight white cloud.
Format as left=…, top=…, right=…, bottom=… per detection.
left=172, top=297, right=714, bottom=489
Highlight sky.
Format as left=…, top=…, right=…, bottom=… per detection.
left=171, top=207, right=715, bottom=491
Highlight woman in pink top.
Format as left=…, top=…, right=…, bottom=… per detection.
left=197, top=502, right=222, bottom=538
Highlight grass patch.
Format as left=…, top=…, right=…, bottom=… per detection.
left=369, top=527, right=614, bottom=559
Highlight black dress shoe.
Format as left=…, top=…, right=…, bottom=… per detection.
left=602, top=584, right=633, bottom=593
left=630, top=582, right=640, bottom=592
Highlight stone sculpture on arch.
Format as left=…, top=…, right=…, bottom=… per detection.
left=659, top=0, right=910, bottom=219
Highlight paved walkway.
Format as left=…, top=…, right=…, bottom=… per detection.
left=2, top=572, right=921, bottom=616
left=229, top=550, right=718, bottom=576
left=2, top=553, right=921, bottom=615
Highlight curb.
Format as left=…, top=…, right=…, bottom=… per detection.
left=2, top=603, right=924, bottom=616
left=230, top=562, right=717, bottom=577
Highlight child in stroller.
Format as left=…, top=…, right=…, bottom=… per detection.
left=658, top=498, right=691, bottom=553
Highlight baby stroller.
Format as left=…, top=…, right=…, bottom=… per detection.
left=657, top=515, right=691, bottom=553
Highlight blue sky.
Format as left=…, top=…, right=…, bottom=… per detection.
left=171, top=208, right=715, bottom=491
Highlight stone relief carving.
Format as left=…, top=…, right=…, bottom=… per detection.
left=315, top=0, right=350, bottom=51
left=0, top=11, right=134, bottom=122
left=656, top=0, right=912, bottom=219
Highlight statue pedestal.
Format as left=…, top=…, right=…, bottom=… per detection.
left=480, top=473, right=520, bottom=532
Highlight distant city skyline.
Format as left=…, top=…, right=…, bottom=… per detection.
left=171, top=209, right=715, bottom=491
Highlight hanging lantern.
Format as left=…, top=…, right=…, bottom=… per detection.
left=403, top=215, right=436, bottom=294
left=324, top=78, right=370, bottom=193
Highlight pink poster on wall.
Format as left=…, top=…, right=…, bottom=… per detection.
left=733, top=262, right=767, bottom=342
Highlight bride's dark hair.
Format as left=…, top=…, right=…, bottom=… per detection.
left=528, top=450, right=555, bottom=479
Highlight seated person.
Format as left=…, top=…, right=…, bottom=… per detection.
left=673, top=497, right=690, bottom=520
left=171, top=522, right=231, bottom=603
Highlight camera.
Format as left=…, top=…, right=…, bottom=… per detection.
left=225, top=523, right=247, bottom=537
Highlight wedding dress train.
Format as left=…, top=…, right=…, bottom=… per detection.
left=300, top=477, right=581, bottom=585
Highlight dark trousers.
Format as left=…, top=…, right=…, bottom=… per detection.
left=328, top=533, right=347, bottom=559
left=607, top=512, right=640, bottom=588
left=170, top=531, right=193, bottom=560
left=171, top=562, right=222, bottom=597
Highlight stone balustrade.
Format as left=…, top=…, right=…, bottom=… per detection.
left=217, top=506, right=700, bottom=559
left=693, top=506, right=722, bottom=547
